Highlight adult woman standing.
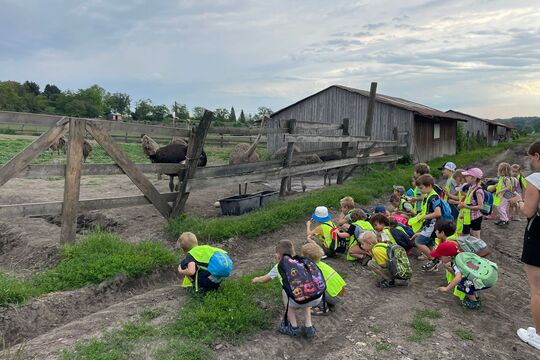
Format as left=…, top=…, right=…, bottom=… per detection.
left=512, top=140, right=540, bottom=350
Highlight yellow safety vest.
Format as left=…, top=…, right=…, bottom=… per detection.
left=346, top=220, right=374, bottom=261
left=316, top=261, right=346, bottom=297
left=183, top=245, right=227, bottom=291
left=414, top=186, right=423, bottom=212
left=410, top=189, right=439, bottom=232
left=493, top=177, right=511, bottom=206
left=320, top=220, right=336, bottom=249
left=446, top=269, right=466, bottom=300
left=455, top=191, right=465, bottom=234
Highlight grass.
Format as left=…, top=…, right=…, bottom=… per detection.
left=0, top=230, right=176, bottom=305
left=62, top=272, right=281, bottom=360
left=455, top=328, right=475, bottom=341
left=374, top=342, right=394, bottom=352
left=407, top=308, right=442, bottom=342
left=168, top=137, right=530, bottom=241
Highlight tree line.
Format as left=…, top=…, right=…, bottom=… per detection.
left=0, top=80, right=272, bottom=126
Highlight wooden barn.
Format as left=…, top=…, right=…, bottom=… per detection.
left=446, top=110, right=513, bottom=146
left=268, top=85, right=466, bottom=163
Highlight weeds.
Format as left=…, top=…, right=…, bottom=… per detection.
left=455, top=328, right=475, bottom=341
left=407, top=308, right=441, bottom=342
left=374, top=342, right=393, bottom=351
left=141, top=307, right=163, bottom=321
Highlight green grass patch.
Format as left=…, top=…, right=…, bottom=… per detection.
left=0, top=231, right=176, bottom=305
left=167, top=138, right=530, bottom=241
left=407, top=308, right=441, bottom=342
left=63, top=272, right=281, bottom=359
left=455, top=328, right=475, bottom=341
left=374, top=342, right=393, bottom=351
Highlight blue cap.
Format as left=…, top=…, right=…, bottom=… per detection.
left=374, top=205, right=386, bottom=214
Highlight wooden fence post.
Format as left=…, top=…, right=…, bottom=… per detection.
left=390, top=126, right=398, bottom=169
left=279, top=119, right=297, bottom=197
left=60, top=118, right=85, bottom=244
left=0, top=117, right=68, bottom=188
left=171, top=110, right=214, bottom=217
left=86, top=121, right=172, bottom=218
left=220, top=133, right=224, bottom=148
left=336, top=118, right=349, bottom=184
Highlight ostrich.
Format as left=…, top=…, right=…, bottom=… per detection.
left=63, top=139, right=93, bottom=162
left=272, top=145, right=323, bottom=193
left=320, top=153, right=342, bottom=186
left=141, top=134, right=163, bottom=180
left=49, top=136, right=66, bottom=154
left=148, top=143, right=207, bottom=192
left=170, top=136, right=188, bottom=146
left=228, top=118, right=267, bottom=194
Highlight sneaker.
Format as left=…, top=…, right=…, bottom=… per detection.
left=461, top=298, right=481, bottom=310
left=375, top=279, right=395, bottom=288
left=302, top=325, right=317, bottom=338
left=517, top=327, right=540, bottom=350
left=495, top=220, right=509, bottom=226
left=360, top=256, right=371, bottom=266
left=422, top=259, right=440, bottom=272
left=321, top=254, right=328, bottom=260
left=278, top=322, right=300, bottom=337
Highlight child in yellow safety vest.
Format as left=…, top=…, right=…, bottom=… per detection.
left=307, top=206, right=343, bottom=257
left=337, top=196, right=355, bottom=226
left=335, top=208, right=374, bottom=264
left=176, top=232, right=228, bottom=295
left=493, top=162, right=513, bottom=226
left=447, top=169, right=467, bottom=234
left=301, top=243, right=346, bottom=315
left=359, top=231, right=400, bottom=288
left=511, top=164, right=526, bottom=221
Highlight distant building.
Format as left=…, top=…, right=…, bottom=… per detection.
left=108, top=113, right=123, bottom=121
left=268, top=85, right=466, bottom=162
left=446, top=110, right=513, bottom=146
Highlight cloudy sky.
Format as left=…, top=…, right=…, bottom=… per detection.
left=1, top=0, right=539, bottom=118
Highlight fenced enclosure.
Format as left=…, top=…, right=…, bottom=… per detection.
left=0, top=105, right=405, bottom=244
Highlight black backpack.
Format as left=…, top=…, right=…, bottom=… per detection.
left=278, top=255, right=326, bottom=304
left=388, top=227, right=414, bottom=251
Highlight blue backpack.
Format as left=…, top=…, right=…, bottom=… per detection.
left=474, top=189, right=494, bottom=215
left=207, top=252, right=233, bottom=278
left=397, top=223, right=415, bottom=237
left=432, top=196, right=454, bottom=222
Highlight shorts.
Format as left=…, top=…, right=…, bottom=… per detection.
left=416, top=234, right=435, bottom=248
left=462, top=217, right=482, bottom=234
left=282, top=290, right=322, bottom=308
left=457, top=235, right=487, bottom=254
left=522, top=216, right=540, bottom=267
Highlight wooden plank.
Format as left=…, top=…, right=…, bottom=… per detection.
left=0, top=193, right=179, bottom=217
left=208, top=126, right=285, bottom=135
left=294, top=122, right=343, bottom=131
left=0, top=111, right=191, bottom=138
left=86, top=120, right=172, bottom=218
left=280, top=119, right=297, bottom=196
left=365, top=82, right=377, bottom=137
left=337, top=118, right=349, bottom=184
left=0, top=117, right=68, bottom=188
left=60, top=119, right=85, bottom=244
left=284, top=135, right=368, bottom=143
left=171, top=110, right=213, bottom=217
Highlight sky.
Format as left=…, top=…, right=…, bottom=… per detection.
left=1, top=0, right=539, bottom=119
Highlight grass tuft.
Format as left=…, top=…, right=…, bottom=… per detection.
left=455, top=328, right=475, bottom=341
left=407, top=308, right=441, bottom=342
left=374, top=342, right=393, bottom=351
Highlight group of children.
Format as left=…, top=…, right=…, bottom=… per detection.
left=174, top=160, right=524, bottom=338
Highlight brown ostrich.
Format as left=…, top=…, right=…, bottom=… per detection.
left=228, top=118, right=267, bottom=194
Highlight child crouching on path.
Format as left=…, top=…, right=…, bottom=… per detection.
left=360, top=231, right=396, bottom=288
left=252, top=240, right=322, bottom=338
left=301, top=243, right=346, bottom=315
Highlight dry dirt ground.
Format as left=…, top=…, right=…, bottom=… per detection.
left=1, top=142, right=538, bottom=359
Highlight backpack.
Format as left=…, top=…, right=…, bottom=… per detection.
left=473, top=188, right=494, bottom=215
left=278, top=255, right=326, bottom=304
left=321, top=223, right=347, bottom=253
left=207, top=252, right=233, bottom=280
left=388, top=227, right=414, bottom=251
left=385, top=244, right=413, bottom=280
left=434, top=184, right=445, bottom=199
left=430, top=195, right=454, bottom=222
left=454, top=252, right=498, bottom=289
left=397, top=223, right=415, bottom=237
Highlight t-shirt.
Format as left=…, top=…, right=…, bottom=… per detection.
left=180, top=254, right=195, bottom=270
left=347, top=224, right=364, bottom=240
left=267, top=265, right=278, bottom=279
left=401, top=201, right=414, bottom=212
left=446, top=178, right=457, bottom=194
left=372, top=244, right=388, bottom=266
left=526, top=173, right=540, bottom=213
left=467, top=185, right=484, bottom=220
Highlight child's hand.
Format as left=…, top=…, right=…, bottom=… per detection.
left=437, top=286, right=449, bottom=292
left=252, top=277, right=261, bottom=284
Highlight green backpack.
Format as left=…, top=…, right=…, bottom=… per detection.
left=386, top=244, right=412, bottom=280
left=454, top=252, right=498, bottom=289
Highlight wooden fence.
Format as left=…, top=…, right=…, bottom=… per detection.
left=0, top=103, right=403, bottom=244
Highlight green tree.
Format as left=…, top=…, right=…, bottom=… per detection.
left=151, top=104, right=170, bottom=122
left=133, top=99, right=154, bottom=121
left=192, top=106, right=206, bottom=120
left=75, top=85, right=107, bottom=117
left=23, top=81, right=40, bottom=96
left=0, top=81, right=25, bottom=111
left=238, top=109, right=246, bottom=123
left=172, top=102, right=190, bottom=119
left=43, top=84, right=61, bottom=99
left=105, top=92, right=131, bottom=115
left=229, top=106, right=237, bottom=122
left=214, top=108, right=229, bottom=122
left=254, top=106, right=273, bottom=120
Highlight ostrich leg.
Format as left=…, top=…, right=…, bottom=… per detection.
left=238, top=183, right=242, bottom=195
left=169, top=175, right=175, bottom=192
left=301, top=175, right=307, bottom=193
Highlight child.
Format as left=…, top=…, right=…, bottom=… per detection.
left=252, top=240, right=321, bottom=337
left=360, top=231, right=398, bottom=288
left=511, top=164, right=526, bottom=221
left=370, top=213, right=391, bottom=242
left=432, top=241, right=497, bottom=310
left=411, top=174, right=442, bottom=267
left=438, top=162, right=458, bottom=218
left=459, top=168, right=485, bottom=239
left=307, top=206, right=343, bottom=257
left=411, top=163, right=431, bottom=212
left=337, top=196, right=355, bottom=226
left=494, top=162, right=513, bottom=226
left=301, top=243, right=346, bottom=315
left=390, top=193, right=416, bottom=218
left=336, top=209, right=373, bottom=263
left=176, top=232, right=228, bottom=295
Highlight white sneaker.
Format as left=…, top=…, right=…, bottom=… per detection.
left=517, top=327, right=540, bottom=350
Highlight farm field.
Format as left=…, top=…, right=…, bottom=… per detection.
left=0, top=138, right=537, bottom=359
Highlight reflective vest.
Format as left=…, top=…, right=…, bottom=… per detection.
left=183, top=245, right=227, bottom=291
left=398, top=197, right=415, bottom=214
left=518, top=174, right=527, bottom=190
left=493, top=176, right=511, bottom=206
left=320, top=220, right=336, bottom=249
left=414, top=186, right=423, bottom=212
left=415, top=189, right=439, bottom=230
left=316, top=261, right=346, bottom=297
left=347, top=220, right=374, bottom=261
left=456, top=191, right=465, bottom=234
left=443, top=178, right=454, bottom=201
left=383, top=227, right=397, bottom=245
left=446, top=269, right=466, bottom=300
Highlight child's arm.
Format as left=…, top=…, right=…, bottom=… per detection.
left=337, top=213, right=348, bottom=226
left=437, top=271, right=462, bottom=292
left=178, top=261, right=196, bottom=277
left=252, top=274, right=272, bottom=284
left=496, top=178, right=511, bottom=195
left=423, top=206, right=441, bottom=220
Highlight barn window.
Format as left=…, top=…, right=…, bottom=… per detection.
left=433, top=122, right=440, bottom=139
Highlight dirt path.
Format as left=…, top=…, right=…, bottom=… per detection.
left=2, top=142, right=538, bottom=359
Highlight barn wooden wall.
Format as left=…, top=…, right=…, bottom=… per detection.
left=412, top=116, right=457, bottom=163
left=268, top=87, right=414, bottom=155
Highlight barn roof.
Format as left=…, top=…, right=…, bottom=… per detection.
left=446, top=110, right=513, bottom=129
left=271, top=85, right=467, bottom=122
